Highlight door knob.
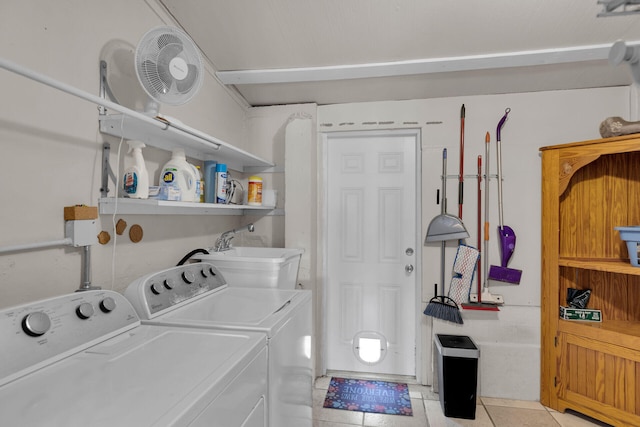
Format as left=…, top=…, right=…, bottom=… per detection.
left=405, top=264, right=414, bottom=274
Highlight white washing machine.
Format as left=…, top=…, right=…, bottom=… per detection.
left=124, top=262, right=313, bottom=427
left=0, top=290, right=268, bottom=427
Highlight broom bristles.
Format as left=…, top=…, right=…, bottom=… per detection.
left=423, top=296, right=463, bottom=324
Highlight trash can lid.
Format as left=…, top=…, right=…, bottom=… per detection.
left=436, top=334, right=478, bottom=350
left=435, top=334, right=480, bottom=358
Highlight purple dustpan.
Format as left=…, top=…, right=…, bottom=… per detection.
left=489, top=225, right=522, bottom=284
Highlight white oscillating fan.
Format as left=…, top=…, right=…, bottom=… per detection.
left=134, top=26, right=203, bottom=114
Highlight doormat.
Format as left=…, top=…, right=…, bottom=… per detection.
left=323, top=377, right=413, bottom=416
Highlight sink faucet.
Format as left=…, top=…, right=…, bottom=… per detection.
left=214, top=223, right=255, bottom=252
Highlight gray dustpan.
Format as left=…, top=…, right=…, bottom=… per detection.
left=425, top=213, right=469, bottom=243
left=425, top=148, right=469, bottom=243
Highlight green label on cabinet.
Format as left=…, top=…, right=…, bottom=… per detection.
left=559, top=306, right=602, bottom=322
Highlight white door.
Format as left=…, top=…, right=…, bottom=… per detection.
left=325, top=130, right=419, bottom=376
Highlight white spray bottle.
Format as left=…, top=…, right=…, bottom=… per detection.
left=122, top=141, right=149, bottom=199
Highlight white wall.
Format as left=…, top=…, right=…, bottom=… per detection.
left=314, top=87, right=630, bottom=400
left=0, top=0, right=268, bottom=308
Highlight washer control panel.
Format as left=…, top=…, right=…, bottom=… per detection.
left=0, top=290, right=139, bottom=386
left=124, top=262, right=227, bottom=319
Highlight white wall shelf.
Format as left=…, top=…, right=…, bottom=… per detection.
left=99, top=198, right=283, bottom=216
left=99, top=114, right=274, bottom=172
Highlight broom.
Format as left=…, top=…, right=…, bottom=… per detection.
left=425, top=282, right=463, bottom=324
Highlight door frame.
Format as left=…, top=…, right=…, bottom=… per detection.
left=319, top=128, right=423, bottom=381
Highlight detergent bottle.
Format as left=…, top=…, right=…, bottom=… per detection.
left=122, top=141, right=149, bottom=199
left=159, top=148, right=197, bottom=202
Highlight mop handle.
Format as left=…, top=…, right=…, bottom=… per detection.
left=458, top=104, right=465, bottom=218
left=441, top=149, right=448, bottom=297
left=496, top=108, right=510, bottom=141
left=484, top=132, right=490, bottom=290
left=440, top=241, right=446, bottom=297
left=496, top=108, right=510, bottom=229
left=441, top=148, right=447, bottom=215
left=477, top=155, right=482, bottom=299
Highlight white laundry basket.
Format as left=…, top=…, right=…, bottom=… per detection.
left=197, top=247, right=304, bottom=289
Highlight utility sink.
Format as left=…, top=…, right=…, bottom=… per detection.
left=196, top=247, right=304, bottom=289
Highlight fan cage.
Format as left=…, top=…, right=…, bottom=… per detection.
left=134, top=26, right=203, bottom=106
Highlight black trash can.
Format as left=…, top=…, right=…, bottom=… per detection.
left=435, top=334, right=480, bottom=420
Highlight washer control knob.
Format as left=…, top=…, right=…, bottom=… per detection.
left=201, top=268, right=209, bottom=278
left=164, top=278, right=176, bottom=290
left=76, top=303, right=95, bottom=320
left=99, top=297, right=116, bottom=313
left=22, top=311, right=51, bottom=337
left=182, top=271, right=196, bottom=284
left=150, top=282, right=165, bottom=295
left=208, top=267, right=217, bottom=277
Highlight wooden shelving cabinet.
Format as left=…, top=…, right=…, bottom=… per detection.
left=540, top=135, right=640, bottom=427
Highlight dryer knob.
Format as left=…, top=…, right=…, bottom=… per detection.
left=22, top=311, right=51, bottom=337
left=164, top=278, right=176, bottom=289
left=76, top=303, right=95, bottom=320
left=182, top=271, right=196, bottom=284
left=150, top=282, right=165, bottom=295
left=208, top=267, right=217, bottom=276
left=200, top=268, right=209, bottom=278
left=100, top=297, right=117, bottom=313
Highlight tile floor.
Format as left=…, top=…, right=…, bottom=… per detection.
left=313, top=376, right=612, bottom=427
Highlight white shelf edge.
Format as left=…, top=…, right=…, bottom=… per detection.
left=99, top=198, right=279, bottom=216
left=244, top=165, right=285, bottom=174
left=99, top=114, right=275, bottom=172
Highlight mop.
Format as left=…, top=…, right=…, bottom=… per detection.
left=488, top=108, right=522, bottom=285
left=448, top=244, right=480, bottom=306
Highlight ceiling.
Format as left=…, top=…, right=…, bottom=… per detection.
left=159, top=0, right=640, bottom=107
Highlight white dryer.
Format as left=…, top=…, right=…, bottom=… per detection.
left=0, top=290, right=268, bottom=427
left=124, top=262, right=313, bottom=427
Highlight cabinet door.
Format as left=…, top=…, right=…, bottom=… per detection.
left=558, top=332, right=640, bottom=426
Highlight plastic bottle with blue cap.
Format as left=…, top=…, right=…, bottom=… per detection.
left=122, top=141, right=149, bottom=199
left=215, top=163, right=228, bottom=204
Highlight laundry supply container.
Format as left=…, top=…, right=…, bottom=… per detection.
left=435, top=334, right=480, bottom=420
left=196, top=247, right=304, bottom=289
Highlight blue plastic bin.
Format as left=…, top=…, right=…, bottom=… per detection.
left=615, top=226, right=640, bottom=267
